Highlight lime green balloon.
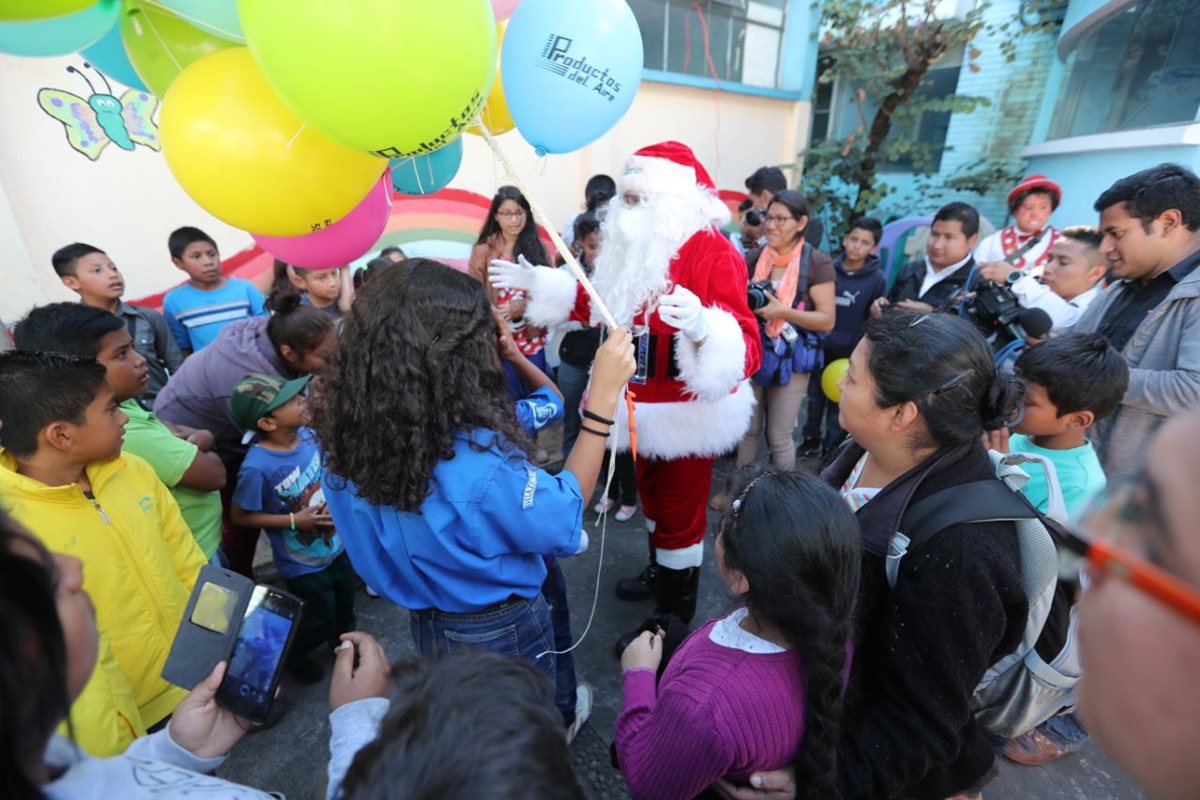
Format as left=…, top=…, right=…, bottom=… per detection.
left=0, top=0, right=94, bottom=22
left=238, top=0, right=497, bottom=157
left=121, top=0, right=234, bottom=96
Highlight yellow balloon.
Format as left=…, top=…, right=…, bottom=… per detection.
left=821, top=358, right=850, bottom=404
left=0, top=0, right=94, bottom=21
left=467, top=22, right=514, bottom=137
left=160, top=48, right=383, bottom=237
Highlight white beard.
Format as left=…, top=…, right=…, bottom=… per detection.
left=591, top=193, right=713, bottom=326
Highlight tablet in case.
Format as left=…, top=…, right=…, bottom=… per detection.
left=162, top=564, right=255, bottom=690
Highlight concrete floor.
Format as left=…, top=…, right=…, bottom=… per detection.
left=219, top=453, right=1147, bottom=800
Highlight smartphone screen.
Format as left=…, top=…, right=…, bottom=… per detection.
left=215, top=585, right=302, bottom=722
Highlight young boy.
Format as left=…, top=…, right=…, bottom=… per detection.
left=0, top=350, right=206, bottom=755
left=800, top=216, right=888, bottom=458
left=162, top=226, right=267, bottom=355
left=293, top=265, right=353, bottom=320
left=52, top=242, right=183, bottom=403
left=13, top=303, right=226, bottom=560
left=228, top=373, right=355, bottom=683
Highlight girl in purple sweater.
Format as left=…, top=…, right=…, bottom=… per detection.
left=616, top=470, right=860, bottom=800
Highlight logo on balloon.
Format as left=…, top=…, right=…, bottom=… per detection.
left=370, top=91, right=485, bottom=158
left=536, top=35, right=623, bottom=103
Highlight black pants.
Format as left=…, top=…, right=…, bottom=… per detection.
left=605, top=450, right=638, bottom=505
left=283, top=552, right=357, bottom=665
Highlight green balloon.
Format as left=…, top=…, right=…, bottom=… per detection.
left=121, top=0, right=233, bottom=97
left=238, top=0, right=497, bottom=157
left=0, top=0, right=94, bottom=22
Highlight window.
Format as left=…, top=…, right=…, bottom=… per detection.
left=629, top=0, right=789, bottom=89
left=1050, top=0, right=1200, bottom=139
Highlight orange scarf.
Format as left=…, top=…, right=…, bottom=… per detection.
left=753, top=239, right=805, bottom=339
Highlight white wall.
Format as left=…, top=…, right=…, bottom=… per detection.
left=0, top=53, right=806, bottom=322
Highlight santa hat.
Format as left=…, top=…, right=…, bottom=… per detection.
left=1008, top=174, right=1062, bottom=211
left=621, top=141, right=728, bottom=223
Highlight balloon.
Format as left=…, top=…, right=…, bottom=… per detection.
left=389, top=137, right=463, bottom=196
left=467, top=22, right=514, bottom=137
left=0, top=0, right=117, bottom=56
left=154, top=0, right=243, bottom=42
left=0, top=0, right=94, bottom=22
left=160, top=48, right=383, bottom=237
left=120, top=0, right=234, bottom=96
left=501, top=0, right=643, bottom=156
left=492, top=0, right=520, bottom=21
left=81, top=19, right=149, bottom=91
left=253, top=174, right=392, bottom=269
left=238, top=0, right=496, bottom=157
left=821, top=359, right=850, bottom=404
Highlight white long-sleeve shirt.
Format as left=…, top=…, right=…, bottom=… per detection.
left=1010, top=276, right=1101, bottom=330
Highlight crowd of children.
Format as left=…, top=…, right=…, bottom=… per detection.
left=1, top=157, right=1197, bottom=800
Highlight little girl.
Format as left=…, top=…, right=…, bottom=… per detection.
left=615, top=470, right=860, bottom=800
left=315, top=259, right=635, bottom=683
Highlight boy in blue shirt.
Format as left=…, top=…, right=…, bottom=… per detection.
left=162, top=227, right=266, bottom=355
left=228, top=373, right=355, bottom=684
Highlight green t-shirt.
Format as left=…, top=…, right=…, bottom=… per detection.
left=120, top=399, right=222, bottom=558
left=1009, top=433, right=1107, bottom=522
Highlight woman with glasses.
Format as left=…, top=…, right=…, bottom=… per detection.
left=469, top=186, right=554, bottom=398
left=712, top=190, right=835, bottom=509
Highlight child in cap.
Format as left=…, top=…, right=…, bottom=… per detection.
left=228, top=373, right=355, bottom=684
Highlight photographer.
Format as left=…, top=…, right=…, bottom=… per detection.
left=730, top=167, right=825, bottom=256
left=974, top=226, right=1107, bottom=331
left=871, top=202, right=980, bottom=317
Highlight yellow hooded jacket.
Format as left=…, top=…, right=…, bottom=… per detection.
left=0, top=449, right=206, bottom=755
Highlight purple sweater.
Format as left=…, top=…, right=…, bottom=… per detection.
left=615, top=615, right=806, bottom=800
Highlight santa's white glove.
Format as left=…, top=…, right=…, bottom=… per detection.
left=658, top=286, right=708, bottom=342
left=487, top=254, right=536, bottom=292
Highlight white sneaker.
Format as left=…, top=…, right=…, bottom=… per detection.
left=593, top=497, right=615, bottom=515
left=615, top=504, right=637, bottom=522
left=566, top=682, right=593, bottom=745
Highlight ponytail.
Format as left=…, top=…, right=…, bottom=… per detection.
left=265, top=290, right=335, bottom=362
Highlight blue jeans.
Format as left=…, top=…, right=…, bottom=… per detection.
left=409, top=594, right=556, bottom=688
left=541, top=558, right=578, bottom=725
left=557, top=361, right=590, bottom=456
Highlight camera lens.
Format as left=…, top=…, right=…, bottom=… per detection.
left=745, top=209, right=765, bottom=227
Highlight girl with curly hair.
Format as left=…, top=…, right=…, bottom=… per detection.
left=314, top=259, right=635, bottom=682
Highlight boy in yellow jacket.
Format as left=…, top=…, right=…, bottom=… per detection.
left=0, top=350, right=205, bottom=756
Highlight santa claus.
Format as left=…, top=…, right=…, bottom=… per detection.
left=489, top=141, right=760, bottom=640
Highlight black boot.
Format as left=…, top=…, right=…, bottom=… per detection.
left=654, top=565, right=700, bottom=625
left=615, top=533, right=657, bottom=601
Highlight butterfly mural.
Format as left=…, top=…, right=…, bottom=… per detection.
left=37, top=62, right=159, bottom=162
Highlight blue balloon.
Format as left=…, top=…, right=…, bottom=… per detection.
left=389, top=137, right=464, bottom=196
left=80, top=19, right=149, bottom=91
left=501, top=0, right=643, bottom=156
left=156, top=0, right=243, bottom=42
left=0, top=0, right=119, bottom=57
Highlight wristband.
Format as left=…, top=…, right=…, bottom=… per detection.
left=582, top=409, right=615, bottom=426
left=289, top=512, right=296, bottom=530
left=579, top=424, right=610, bottom=438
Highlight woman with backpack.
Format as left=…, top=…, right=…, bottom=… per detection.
left=720, top=312, right=1029, bottom=800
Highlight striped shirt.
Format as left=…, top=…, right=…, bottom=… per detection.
left=162, top=278, right=266, bottom=352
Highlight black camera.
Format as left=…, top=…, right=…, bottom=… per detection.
left=744, top=208, right=766, bottom=227
left=961, top=280, right=1037, bottom=348
left=747, top=279, right=773, bottom=311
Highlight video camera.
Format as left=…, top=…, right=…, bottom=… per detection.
left=960, top=279, right=1052, bottom=348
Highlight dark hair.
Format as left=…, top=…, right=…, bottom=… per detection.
left=573, top=210, right=600, bottom=243
left=718, top=469, right=860, bottom=800
left=1058, top=225, right=1103, bottom=251
left=583, top=174, right=616, bottom=212
left=168, top=226, right=217, bottom=259
left=379, top=246, right=406, bottom=259
left=269, top=259, right=293, bottom=300
left=1015, top=333, right=1128, bottom=422
left=746, top=166, right=787, bottom=196
left=863, top=312, right=1021, bottom=449
left=0, top=511, right=71, bottom=800
left=312, top=259, right=531, bottom=510
left=846, top=216, right=883, bottom=245
left=13, top=303, right=123, bottom=360
left=1008, top=187, right=1060, bottom=214
left=933, top=202, right=980, bottom=239
left=264, top=291, right=336, bottom=361
left=355, top=258, right=397, bottom=291
left=1093, top=163, right=1200, bottom=232
left=0, top=351, right=108, bottom=458
left=341, top=651, right=583, bottom=799
left=769, top=190, right=810, bottom=245
left=476, top=186, right=547, bottom=266
left=50, top=243, right=105, bottom=278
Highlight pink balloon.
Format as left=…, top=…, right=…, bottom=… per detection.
left=492, top=0, right=519, bottom=21
left=252, top=174, right=392, bottom=269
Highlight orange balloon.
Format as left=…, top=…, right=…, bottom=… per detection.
left=468, top=22, right=514, bottom=136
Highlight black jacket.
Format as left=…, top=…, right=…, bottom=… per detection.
left=827, top=254, right=888, bottom=359
left=887, top=257, right=974, bottom=310
left=823, top=441, right=1027, bottom=800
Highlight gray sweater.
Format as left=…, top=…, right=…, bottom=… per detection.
left=1072, top=257, right=1200, bottom=477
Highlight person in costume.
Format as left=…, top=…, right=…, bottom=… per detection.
left=489, top=141, right=761, bottom=646
left=974, top=174, right=1062, bottom=277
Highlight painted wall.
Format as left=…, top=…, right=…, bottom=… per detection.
left=0, top=53, right=807, bottom=322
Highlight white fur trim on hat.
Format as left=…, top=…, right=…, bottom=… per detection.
left=609, top=379, right=755, bottom=460
left=622, top=155, right=701, bottom=197
left=674, top=307, right=748, bottom=401
left=523, top=266, right=579, bottom=328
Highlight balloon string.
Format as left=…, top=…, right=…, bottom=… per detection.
left=284, top=123, right=306, bottom=151
left=136, top=0, right=185, bottom=72
left=140, top=0, right=242, bottom=40
left=476, top=120, right=618, bottom=330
